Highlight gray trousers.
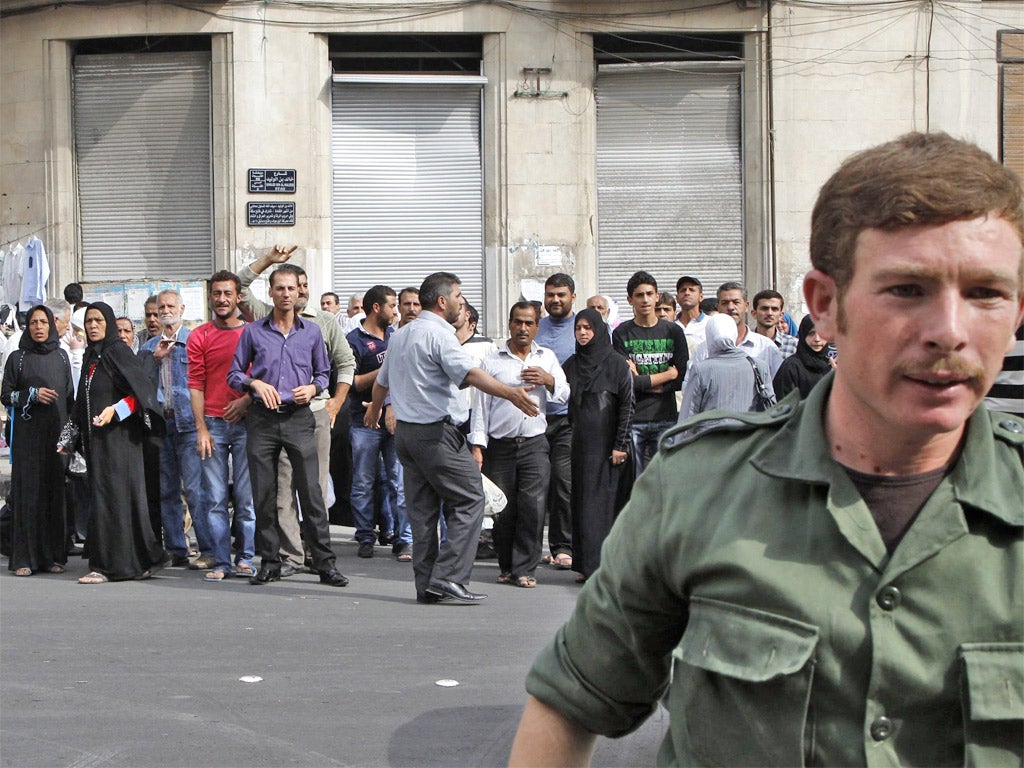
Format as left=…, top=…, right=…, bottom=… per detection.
left=276, top=407, right=331, bottom=567
left=395, top=420, right=484, bottom=596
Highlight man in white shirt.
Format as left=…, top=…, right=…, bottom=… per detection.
left=470, top=302, right=569, bottom=588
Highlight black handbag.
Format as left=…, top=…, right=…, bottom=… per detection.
left=746, top=356, right=777, bottom=412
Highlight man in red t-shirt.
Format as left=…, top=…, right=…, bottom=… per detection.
left=187, top=271, right=256, bottom=581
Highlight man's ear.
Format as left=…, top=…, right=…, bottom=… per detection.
left=803, top=269, right=839, bottom=341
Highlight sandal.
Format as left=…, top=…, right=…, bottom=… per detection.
left=232, top=562, right=255, bottom=577
left=14, top=568, right=31, bottom=577
left=575, top=573, right=587, bottom=583
left=552, top=553, right=572, bottom=570
left=78, top=571, right=108, bottom=584
left=135, top=570, right=152, bottom=580
left=516, top=575, right=537, bottom=588
left=47, top=564, right=65, bottom=574
left=496, top=572, right=512, bottom=584
left=204, top=569, right=230, bottom=582
left=397, top=552, right=412, bottom=562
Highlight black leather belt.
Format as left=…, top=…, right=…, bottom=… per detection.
left=260, top=402, right=308, bottom=415
left=492, top=434, right=541, bottom=444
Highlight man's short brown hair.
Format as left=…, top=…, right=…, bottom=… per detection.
left=810, top=132, right=1024, bottom=293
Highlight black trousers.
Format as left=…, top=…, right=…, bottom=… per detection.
left=395, top=420, right=484, bottom=596
left=245, top=406, right=336, bottom=571
left=544, top=415, right=573, bottom=556
left=483, top=434, right=549, bottom=578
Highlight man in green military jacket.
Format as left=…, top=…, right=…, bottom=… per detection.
left=510, top=132, right=1024, bottom=767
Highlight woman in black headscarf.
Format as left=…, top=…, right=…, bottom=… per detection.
left=772, top=315, right=833, bottom=400
left=2, top=305, right=75, bottom=576
left=562, top=308, right=634, bottom=582
left=58, top=302, right=165, bottom=583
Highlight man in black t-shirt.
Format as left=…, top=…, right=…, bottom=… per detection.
left=612, top=270, right=689, bottom=477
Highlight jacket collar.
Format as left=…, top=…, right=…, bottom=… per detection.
left=752, top=373, right=1023, bottom=528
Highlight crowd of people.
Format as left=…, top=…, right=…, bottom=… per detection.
left=0, top=240, right=846, bottom=593
left=1, top=129, right=1022, bottom=765
left=0, top=135, right=1020, bottom=612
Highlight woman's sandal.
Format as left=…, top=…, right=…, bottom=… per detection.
left=78, top=571, right=108, bottom=584
left=516, top=575, right=537, bottom=588
left=14, top=568, right=31, bottom=577
left=496, top=572, right=512, bottom=584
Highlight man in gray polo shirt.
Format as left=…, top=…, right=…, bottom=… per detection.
left=364, top=272, right=539, bottom=604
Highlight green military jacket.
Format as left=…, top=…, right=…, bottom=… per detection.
left=526, top=376, right=1023, bottom=766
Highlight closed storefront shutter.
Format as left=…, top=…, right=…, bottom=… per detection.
left=72, top=52, right=213, bottom=281
left=330, top=75, right=486, bottom=310
left=595, top=65, right=743, bottom=298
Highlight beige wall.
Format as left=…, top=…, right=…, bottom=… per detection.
left=2, top=0, right=1019, bottom=322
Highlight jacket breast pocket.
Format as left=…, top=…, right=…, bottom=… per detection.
left=670, top=596, right=818, bottom=767
left=960, top=643, right=1023, bottom=768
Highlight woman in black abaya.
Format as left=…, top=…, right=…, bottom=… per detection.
left=59, top=302, right=165, bottom=583
left=2, top=305, right=75, bottom=576
left=772, top=315, right=833, bottom=400
left=562, top=308, right=634, bottom=582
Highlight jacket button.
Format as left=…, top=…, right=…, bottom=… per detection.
left=876, top=585, right=901, bottom=610
left=999, top=419, right=1023, bottom=434
left=870, top=716, right=893, bottom=741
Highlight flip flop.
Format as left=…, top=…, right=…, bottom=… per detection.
left=552, top=553, right=572, bottom=570
left=496, top=572, right=512, bottom=584
left=78, top=571, right=108, bottom=584
left=47, top=564, right=66, bottom=574
left=204, top=569, right=230, bottom=582
left=516, top=575, right=537, bottom=588
left=233, top=562, right=255, bottom=577
left=14, top=568, right=31, bottom=577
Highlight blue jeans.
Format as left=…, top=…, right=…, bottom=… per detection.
left=160, top=419, right=208, bottom=557
left=201, top=417, right=255, bottom=572
left=630, top=420, right=676, bottom=479
left=350, top=424, right=411, bottom=546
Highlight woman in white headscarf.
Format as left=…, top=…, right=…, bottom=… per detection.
left=679, top=313, right=775, bottom=421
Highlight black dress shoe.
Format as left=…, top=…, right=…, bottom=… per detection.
left=319, top=569, right=349, bottom=587
left=279, top=563, right=297, bottom=578
left=426, top=579, right=487, bottom=603
left=249, top=565, right=281, bottom=585
left=416, top=591, right=453, bottom=604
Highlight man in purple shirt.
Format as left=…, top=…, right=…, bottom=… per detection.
left=228, top=266, right=349, bottom=587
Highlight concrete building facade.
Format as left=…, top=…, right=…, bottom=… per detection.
left=1, top=0, right=1021, bottom=332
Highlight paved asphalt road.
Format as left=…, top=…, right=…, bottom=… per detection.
left=1, top=528, right=665, bottom=768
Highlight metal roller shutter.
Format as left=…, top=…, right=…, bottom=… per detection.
left=73, top=52, right=213, bottom=281
left=596, top=64, right=743, bottom=299
left=330, top=75, right=485, bottom=310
